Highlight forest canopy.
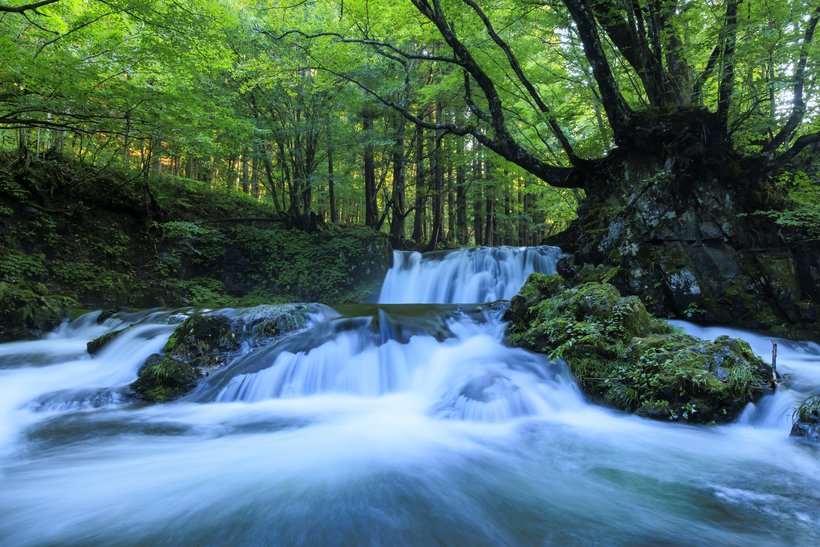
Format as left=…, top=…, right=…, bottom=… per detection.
left=1, top=0, right=817, bottom=248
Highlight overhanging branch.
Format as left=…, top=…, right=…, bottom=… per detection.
left=0, top=0, right=59, bottom=14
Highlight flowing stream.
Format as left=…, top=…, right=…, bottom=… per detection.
left=0, top=246, right=818, bottom=545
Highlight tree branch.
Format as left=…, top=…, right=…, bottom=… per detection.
left=765, top=5, right=819, bottom=152
left=0, top=0, right=59, bottom=14
left=716, top=0, right=739, bottom=142
left=460, top=0, right=576, bottom=161
left=561, top=0, right=633, bottom=144
left=777, top=132, right=820, bottom=162
left=692, top=43, right=721, bottom=104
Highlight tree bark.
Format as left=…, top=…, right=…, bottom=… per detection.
left=563, top=0, right=633, bottom=143
left=412, top=124, right=426, bottom=244
left=363, top=109, right=378, bottom=228
left=327, top=147, right=337, bottom=223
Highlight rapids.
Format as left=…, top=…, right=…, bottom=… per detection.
left=0, top=246, right=818, bottom=545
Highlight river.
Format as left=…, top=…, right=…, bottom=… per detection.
left=0, top=246, right=817, bottom=545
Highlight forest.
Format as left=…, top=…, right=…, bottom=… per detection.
left=1, top=1, right=819, bottom=544
left=2, top=0, right=813, bottom=244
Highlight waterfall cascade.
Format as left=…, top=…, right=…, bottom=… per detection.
left=379, top=246, right=561, bottom=304
left=0, top=246, right=818, bottom=546
left=198, top=245, right=577, bottom=422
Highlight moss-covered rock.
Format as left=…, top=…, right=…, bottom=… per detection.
left=87, top=325, right=135, bottom=354
left=0, top=281, right=74, bottom=341
left=505, top=274, right=772, bottom=424
left=791, top=395, right=820, bottom=442
left=546, top=151, right=820, bottom=340
left=131, top=305, right=319, bottom=402
left=132, top=314, right=239, bottom=402
left=232, top=304, right=316, bottom=340
left=132, top=354, right=200, bottom=403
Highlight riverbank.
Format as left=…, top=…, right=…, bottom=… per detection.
left=0, top=156, right=391, bottom=341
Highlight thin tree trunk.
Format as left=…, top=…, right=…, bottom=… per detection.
left=328, top=147, right=337, bottom=223
left=389, top=117, right=407, bottom=242
left=427, top=103, right=444, bottom=250
left=363, top=110, right=378, bottom=228
left=241, top=154, right=250, bottom=194
left=412, top=124, right=426, bottom=244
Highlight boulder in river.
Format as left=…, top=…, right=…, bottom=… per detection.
left=505, top=273, right=773, bottom=424
left=791, top=395, right=820, bottom=442
left=131, top=305, right=319, bottom=402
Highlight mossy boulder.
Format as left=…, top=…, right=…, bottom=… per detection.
left=546, top=153, right=820, bottom=339
left=791, top=395, right=820, bottom=442
left=131, top=305, right=319, bottom=403
left=132, top=314, right=239, bottom=402
left=0, top=281, right=74, bottom=342
left=233, top=304, right=315, bottom=341
left=132, top=354, right=199, bottom=403
left=505, top=274, right=773, bottom=424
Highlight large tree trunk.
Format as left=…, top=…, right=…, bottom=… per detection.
left=549, top=111, right=819, bottom=338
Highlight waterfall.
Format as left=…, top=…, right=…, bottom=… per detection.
left=379, top=246, right=561, bottom=304
left=203, top=245, right=574, bottom=419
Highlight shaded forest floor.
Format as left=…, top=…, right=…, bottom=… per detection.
left=0, top=156, right=391, bottom=341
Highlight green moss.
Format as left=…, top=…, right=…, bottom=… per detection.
left=0, top=281, right=75, bottom=341
left=132, top=354, right=200, bottom=403
left=163, top=314, right=238, bottom=368
left=505, top=277, right=771, bottom=424
left=791, top=395, right=820, bottom=441
left=87, top=325, right=135, bottom=354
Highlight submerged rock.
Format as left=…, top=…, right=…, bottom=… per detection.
left=505, top=274, right=773, bottom=424
left=791, top=395, right=820, bottom=442
left=131, top=305, right=319, bottom=403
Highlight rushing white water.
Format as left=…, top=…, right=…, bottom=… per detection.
left=380, top=246, right=561, bottom=304
left=0, top=247, right=818, bottom=546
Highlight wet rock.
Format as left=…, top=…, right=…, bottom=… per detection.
left=131, top=305, right=318, bottom=403
left=132, top=354, right=199, bottom=403
left=96, top=307, right=133, bottom=324
left=87, top=326, right=134, bottom=354
left=547, top=157, right=820, bottom=340
left=790, top=395, right=820, bottom=442
left=505, top=274, right=773, bottom=424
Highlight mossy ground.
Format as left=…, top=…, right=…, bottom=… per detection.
left=0, top=156, right=390, bottom=340
left=505, top=274, right=773, bottom=424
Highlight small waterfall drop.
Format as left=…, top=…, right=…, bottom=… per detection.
left=205, top=245, right=574, bottom=421
left=379, top=246, right=561, bottom=304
